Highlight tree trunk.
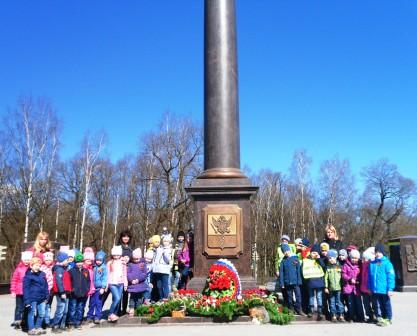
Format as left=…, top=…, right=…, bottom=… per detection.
left=55, top=199, right=60, bottom=241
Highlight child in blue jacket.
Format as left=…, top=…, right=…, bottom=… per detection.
left=23, top=257, right=49, bottom=335
left=279, top=244, right=304, bottom=315
left=86, top=251, right=108, bottom=324
left=368, top=243, right=395, bottom=327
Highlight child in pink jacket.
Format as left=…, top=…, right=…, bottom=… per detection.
left=342, top=249, right=364, bottom=322
left=106, top=246, right=127, bottom=322
left=40, top=251, right=55, bottom=327
left=11, top=251, right=33, bottom=329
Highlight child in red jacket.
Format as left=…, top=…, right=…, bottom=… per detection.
left=10, top=251, right=33, bottom=329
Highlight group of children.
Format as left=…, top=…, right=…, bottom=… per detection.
left=276, top=233, right=396, bottom=327
left=10, top=229, right=192, bottom=335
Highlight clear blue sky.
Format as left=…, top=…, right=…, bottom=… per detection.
left=1, top=1, right=416, bottom=181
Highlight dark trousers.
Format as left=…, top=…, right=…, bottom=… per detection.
left=129, top=292, right=145, bottom=309
left=178, top=266, right=189, bottom=290
left=372, top=293, right=392, bottom=321
left=14, top=295, right=25, bottom=322
left=87, top=290, right=103, bottom=320
left=301, top=282, right=309, bottom=313
left=284, top=285, right=301, bottom=312
left=68, top=297, right=87, bottom=326
left=362, top=293, right=374, bottom=319
left=347, top=293, right=364, bottom=322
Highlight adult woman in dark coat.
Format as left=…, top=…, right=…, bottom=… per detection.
left=322, top=225, right=344, bottom=251
left=118, top=230, right=134, bottom=315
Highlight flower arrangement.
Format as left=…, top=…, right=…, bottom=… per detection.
left=135, top=259, right=293, bottom=325
left=203, top=259, right=241, bottom=298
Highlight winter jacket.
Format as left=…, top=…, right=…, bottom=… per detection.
left=23, top=270, right=49, bottom=305
left=40, top=264, right=54, bottom=292
left=322, top=238, right=343, bottom=252
left=52, top=264, right=71, bottom=294
left=368, top=256, right=395, bottom=294
left=302, top=257, right=325, bottom=289
left=325, top=263, right=342, bottom=291
left=127, top=261, right=148, bottom=293
left=69, top=266, right=90, bottom=299
left=93, top=263, right=108, bottom=290
left=120, top=244, right=133, bottom=259
left=178, top=248, right=190, bottom=268
left=10, top=262, right=29, bottom=295
left=342, top=259, right=361, bottom=295
left=360, top=261, right=371, bottom=294
left=153, top=247, right=172, bottom=274
left=275, top=243, right=297, bottom=272
left=279, top=255, right=302, bottom=287
left=84, top=263, right=95, bottom=296
left=107, top=259, right=128, bottom=286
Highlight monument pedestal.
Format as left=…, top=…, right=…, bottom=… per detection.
left=389, top=236, right=417, bottom=292
left=186, top=177, right=258, bottom=291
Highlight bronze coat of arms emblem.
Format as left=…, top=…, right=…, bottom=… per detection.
left=202, top=204, right=242, bottom=258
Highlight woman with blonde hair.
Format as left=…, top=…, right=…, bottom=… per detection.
left=323, top=225, right=344, bottom=251
left=27, top=231, right=53, bottom=258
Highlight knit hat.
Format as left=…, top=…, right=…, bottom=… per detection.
left=95, top=250, right=106, bottom=261
left=294, top=238, right=302, bottom=245
left=327, top=249, right=338, bottom=259
left=349, top=249, right=360, bottom=259
left=281, top=235, right=290, bottom=243
left=59, top=245, right=70, bottom=252
left=301, top=238, right=310, bottom=247
left=281, top=244, right=291, bottom=254
left=30, top=257, right=42, bottom=267
left=83, top=247, right=95, bottom=261
left=177, top=230, right=185, bottom=238
left=74, top=252, right=84, bottom=263
left=320, top=242, right=330, bottom=252
left=346, top=244, right=358, bottom=252
left=362, top=247, right=375, bottom=261
left=56, top=252, right=68, bottom=263
left=111, top=245, right=123, bottom=256
left=150, top=235, right=161, bottom=244
left=162, top=234, right=172, bottom=242
left=132, top=248, right=142, bottom=259
left=43, top=251, right=54, bottom=262
left=21, top=251, right=33, bottom=262
left=67, top=250, right=75, bottom=258
left=311, top=244, right=321, bottom=254
left=144, top=250, right=154, bottom=260
left=339, top=249, right=348, bottom=257
left=375, top=243, right=385, bottom=255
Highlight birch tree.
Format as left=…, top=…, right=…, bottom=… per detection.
left=79, top=133, right=105, bottom=250
left=5, top=97, right=60, bottom=242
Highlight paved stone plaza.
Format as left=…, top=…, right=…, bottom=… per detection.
left=1, top=292, right=416, bottom=336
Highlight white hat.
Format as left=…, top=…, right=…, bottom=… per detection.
left=132, top=248, right=142, bottom=259
left=21, top=251, right=33, bottom=261
left=43, top=252, right=54, bottom=261
left=111, top=245, right=123, bottom=256
left=362, top=247, right=375, bottom=261
left=67, top=250, right=75, bottom=258
left=144, top=250, right=154, bottom=260
left=350, top=249, right=360, bottom=259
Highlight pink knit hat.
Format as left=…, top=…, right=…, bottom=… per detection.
left=83, top=247, right=95, bottom=261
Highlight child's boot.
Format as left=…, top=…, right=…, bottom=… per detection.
left=307, top=306, right=313, bottom=318
left=317, top=307, right=323, bottom=321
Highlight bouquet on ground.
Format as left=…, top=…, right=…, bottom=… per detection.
left=203, top=259, right=241, bottom=298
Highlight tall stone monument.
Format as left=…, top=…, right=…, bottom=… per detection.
left=186, top=0, right=258, bottom=289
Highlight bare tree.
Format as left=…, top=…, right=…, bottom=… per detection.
left=5, top=97, right=60, bottom=242
left=289, top=149, right=312, bottom=236
left=79, top=133, right=105, bottom=250
left=362, top=159, right=415, bottom=244
left=318, top=155, right=356, bottom=227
